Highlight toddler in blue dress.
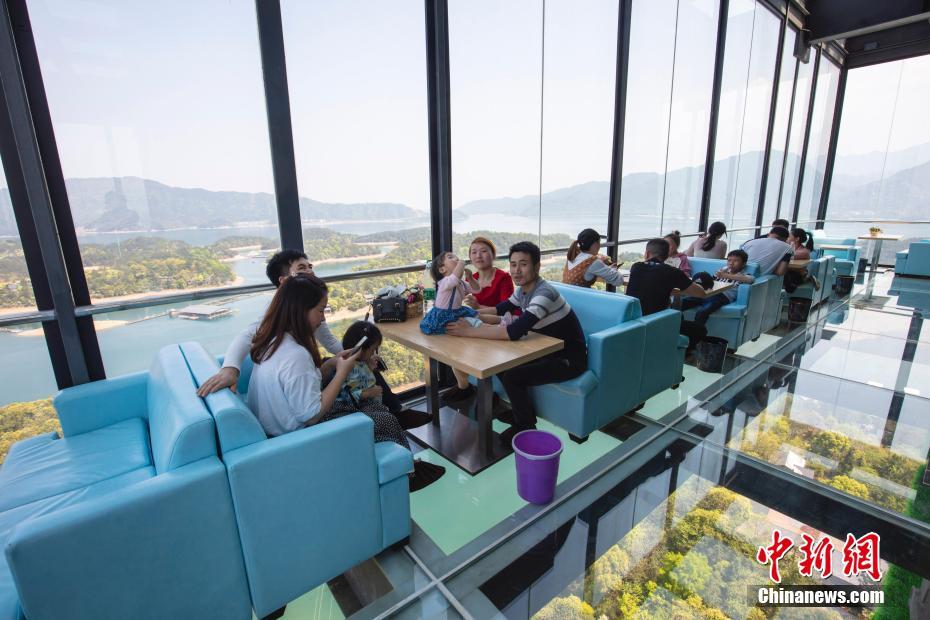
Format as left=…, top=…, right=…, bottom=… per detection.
left=420, top=251, right=483, bottom=334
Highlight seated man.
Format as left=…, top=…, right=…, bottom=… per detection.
left=625, top=238, right=710, bottom=354
left=446, top=241, right=587, bottom=441
left=197, top=249, right=430, bottom=429
left=740, top=226, right=793, bottom=278
left=680, top=249, right=754, bottom=325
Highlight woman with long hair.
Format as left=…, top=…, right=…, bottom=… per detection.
left=248, top=273, right=443, bottom=490
left=684, top=221, right=728, bottom=259
left=788, top=227, right=815, bottom=259
left=561, top=228, right=623, bottom=287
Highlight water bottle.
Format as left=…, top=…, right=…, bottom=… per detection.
left=422, top=260, right=435, bottom=313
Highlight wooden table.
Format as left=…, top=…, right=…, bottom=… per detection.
left=819, top=244, right=853, bottom=251
left=377, top=320, right=563, bottom=474
left=788, top=259, right=811, bottom=271
left=857, top=234, right=903, bottom=272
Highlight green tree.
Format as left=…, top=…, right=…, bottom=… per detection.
left=828, top=474, right=870, bottom=499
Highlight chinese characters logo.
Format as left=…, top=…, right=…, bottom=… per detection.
left=756, top=530, right=882, bottom=583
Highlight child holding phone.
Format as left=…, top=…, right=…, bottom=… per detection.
left=335, top=322, right=387, bottom=408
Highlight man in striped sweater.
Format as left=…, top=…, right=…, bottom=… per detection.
left=447, top=241, right=587, bottom=441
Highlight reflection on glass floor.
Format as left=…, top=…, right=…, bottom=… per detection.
left=277, top=269, right=930, bottom=618
left=446, top=430, right=930, bottom=619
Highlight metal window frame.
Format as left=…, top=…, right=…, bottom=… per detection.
left=255, top=0, right=303, bottom=252
left=698, top=0, right=730, bottom=232
left=606, top=0, right=633, bottom=275
left=425, top=0, right=453, bottom=258
left=0, top=0, right=91, bottom=387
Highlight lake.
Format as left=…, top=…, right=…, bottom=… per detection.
left=0, top=212, right=678, bottom=405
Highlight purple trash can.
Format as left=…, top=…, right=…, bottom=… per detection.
left=513, top=430, right=563, bottom=505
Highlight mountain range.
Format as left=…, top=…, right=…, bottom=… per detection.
left=0, top=177, right=426, bottom=236
left=0, top=144, right=927, bottom=237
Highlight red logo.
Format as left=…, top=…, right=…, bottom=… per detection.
left=757, top=531, right=883, bottom=582
left=756, top=529, right=794, bottom=583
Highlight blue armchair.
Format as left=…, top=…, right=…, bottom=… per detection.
left=0, top=345, right=251, bottom=620
left=480, top=284, right=686, bottom=441
left=789, top=255, right=836, bottom=307
left=682, top=258, right=769, bottom=349
left=895, top=240, right=930, bottom=277
left=810, top=231, right=860, bottom=278
left=184, top=343, right=413, bottom=619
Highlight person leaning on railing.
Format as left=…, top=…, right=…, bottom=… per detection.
left=196, top=249, right=431, bottom=430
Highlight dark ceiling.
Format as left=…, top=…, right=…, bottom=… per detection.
left=804, top=0, right=930, bottom=67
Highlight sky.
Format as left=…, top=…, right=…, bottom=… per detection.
left=20, top=0, right=930, bottom=213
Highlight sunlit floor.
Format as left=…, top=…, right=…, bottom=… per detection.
left=278, top=268, right=930, bottom=619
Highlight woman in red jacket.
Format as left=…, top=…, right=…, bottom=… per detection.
left=465, top=236, right=515, bottom=308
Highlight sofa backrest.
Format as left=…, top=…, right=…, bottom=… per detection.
left=146, top=345, right=217, bottom=474
left=811, top=231, right=857, bottom=247
left=183, top=342, right=267, bottom=454
left=550, top=282, right=641, bottom=337
left=688, top=257, right=762, bottom=282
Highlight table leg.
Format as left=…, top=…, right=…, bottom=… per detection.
left=423, top=356, right=440, bottom=424
left=865, top=239, right=883, bottom=300
left=476, top=377, right=494, bottom=456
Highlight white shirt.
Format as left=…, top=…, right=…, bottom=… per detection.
left=222, top=319, right=342, bottom=372
left=247, top=333, right=323, bottom=437
left=741, top=237, right=794, bottom=275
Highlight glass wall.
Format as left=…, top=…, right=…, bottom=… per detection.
left=28, top=0, right=277, bottom=309
left=620, top=0, right=719, bottom=248
left=281, top=0, right=432, bottom=388
left=708, top=0, right=780, bottom=247
left=760, top=26, right=799, bottom=226
left=538, top=0, right=618, bottom=251
left=796, top=55, right=841, bottom=224
left=826, top=54, right=930, bottom=246
left=449, top=0, right=543, bottom=246
left=777, top=50, right=815, bottom=221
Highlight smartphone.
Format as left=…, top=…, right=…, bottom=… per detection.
left=349, top=335, right=368, bottom=355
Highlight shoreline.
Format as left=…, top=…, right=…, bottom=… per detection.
left=0, top=274, right=247, bottom=320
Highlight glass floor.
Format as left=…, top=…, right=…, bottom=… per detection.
left=278, top=269, right=930, bottom=619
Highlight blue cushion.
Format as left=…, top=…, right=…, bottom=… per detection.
left=0, top=418, right=151, bottom=512
left=374, top=443, right=413, bottom=484
left=535, top=370, right=598, bottom=399
left=0, top=466, right=155, bottom=620
left=147, top=346, right=217, bottom=473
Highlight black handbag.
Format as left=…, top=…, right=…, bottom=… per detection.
left=372, top=296, right=408, bottom=323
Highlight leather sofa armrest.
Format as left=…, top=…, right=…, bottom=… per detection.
left=54, top=371, right=149, bottom=437
left=221, top=413, right=390, bottom=617
left=6, top=458, right=251, bottom=620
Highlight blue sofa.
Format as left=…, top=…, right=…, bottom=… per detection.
left=682, top=258, right=770, bottom=350
left=789, top=254, right=836, bottom=308
left=192, top=344, right=413, bottom=618
left=480, top=283, right=687, bottom=441
left=895, top=240, right=930, bottom=277
left=810, top=232, right=861, bottom=278
left=0, top=345, right=252, bottom=620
